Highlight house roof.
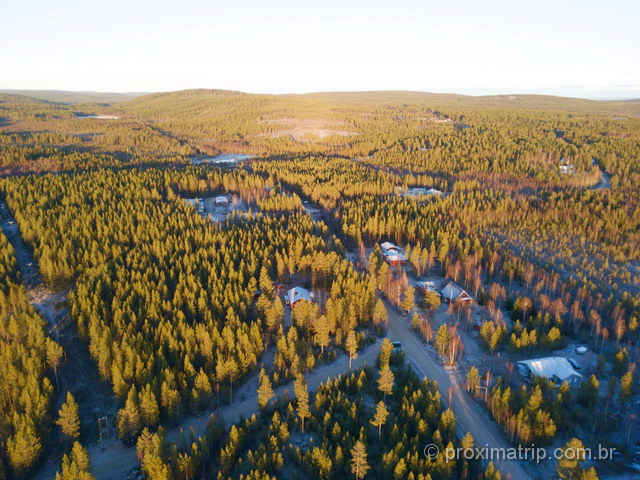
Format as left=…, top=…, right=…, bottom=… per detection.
left=215, top=195, right=229, bottom=202
left=380, top=242, right=402, bottom=253
left=382, top=251, right=407, bottom=262
left=441, top=282, right=471, bottom=301
left=401, top=187, right=445, bottom=197
left=517, top=357, right=582, bottom=382
left=404, top=187, right=428, bottom=196
left=286, top=287, right=313, bottom=304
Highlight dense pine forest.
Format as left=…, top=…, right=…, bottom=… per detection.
left=0, top=231, right=59, bottom=476
left=0, top=89, right=638, bottom=480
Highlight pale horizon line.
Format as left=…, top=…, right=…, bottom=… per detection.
left=1, top=86, right=639, bottom=102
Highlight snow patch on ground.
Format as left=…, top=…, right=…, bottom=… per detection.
left=190, top=153, right=254, bottom=165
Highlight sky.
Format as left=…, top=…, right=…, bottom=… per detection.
left=1, top=0, right=639, bottom=99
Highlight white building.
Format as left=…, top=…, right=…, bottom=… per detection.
left=286, top=287, right=314, bottom=308
left=559, top=159, right=576, bottom=175
left=517, top=357, right=583, bottom=386
left=380, top=241, right=402, bottom=254
left=382, top=251, right=407, bottom=265
left=215, top=195, right=229, bottom=205
left=399, top=187, right=445, bottom=198
left=380, top=242, right=407, bottom=265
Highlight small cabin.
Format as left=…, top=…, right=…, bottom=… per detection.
left=380, top=241, right=402, bottom=254
left=440, top=282, right=472, bottom=303
left=380, top=242, right=407, bottom=265
left=285, top=287, right=314, bottom=309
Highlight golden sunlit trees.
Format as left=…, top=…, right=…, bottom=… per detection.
left=55, top=442, right=95, bottom=480
left=0, top=232, right=57, bottom=477
left=294, top=374, right=310, bottom=434
left=257, top=368, right=275, bottom=410
left=57, top=392, right=81, bottom=440
left=350, top=441, right=370, bottom=480
left=370, top=401, right=388, bottom=442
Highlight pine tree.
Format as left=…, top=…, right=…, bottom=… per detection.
left=579, top=375, right=599, bottom=409
left=177, top=452, right=195, bottom=480
left=461, top=431, right=474, bottom=450
left=620, top=368, right=634, bottom=402
left=367, top=250, right=380, bottom=278
left=47, top=338, right=64, bottom=390
left=580, top=467, right=599, bottom=480
left=557, top=438, right=588, bottom=480
left=466, top=367, right=479, bottom=394
left=484, top=461, right=502, bottom=480
left=439, top=408, right=456, bottom=439
left=613, top=348, right=629, bottom=376
left=139, top=385, right=160, bottom=427
left=160, top=380, right=181, bottom=421
left=294, top=374, right=310, bottom=434
left=435, top=324, right=451, bottom=356
left=55, top=442, right=95, bottom=480
left=346, top=329, right=358, bottom=370
left=7, top=418, right=42, bottom=474
left=314, top=314, right=330, bottom=355
left=57, top=391, right=81, bottom=439
left=350, top=440, right=370, bottom=479
left=370, top=401, right=388, bottom=442
left=117, top=387, right=141, bottom=441
left=393, top=457, right=409, bottom=479
left=378, top=365, right=394, bottom=399
left=257, top=368, right=274, bottom=409
left=266, top=297, right=284, bottom=331
left=410, top=246, right=422, bottom=276
left=377, top=262, right=389, bottom=292
left=401, top=285, right=415, bottom=313
left=424, top=290, right=441, bottom=310
left=379, top=338, right=394, bottom=367
left=372, top=299, right=388, bottom=327
left=259, top=266, right=274, bottom=297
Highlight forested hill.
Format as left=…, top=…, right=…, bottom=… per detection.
left=4, top=88, right=639, bottom=114
left=0, top=89, right=146, bottom=104
left=3, top=88, right=640, bottom=187
left=121, top=88, right=640, bottom=114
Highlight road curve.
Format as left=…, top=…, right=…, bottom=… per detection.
left=86, top=338, right=382, bottom=480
